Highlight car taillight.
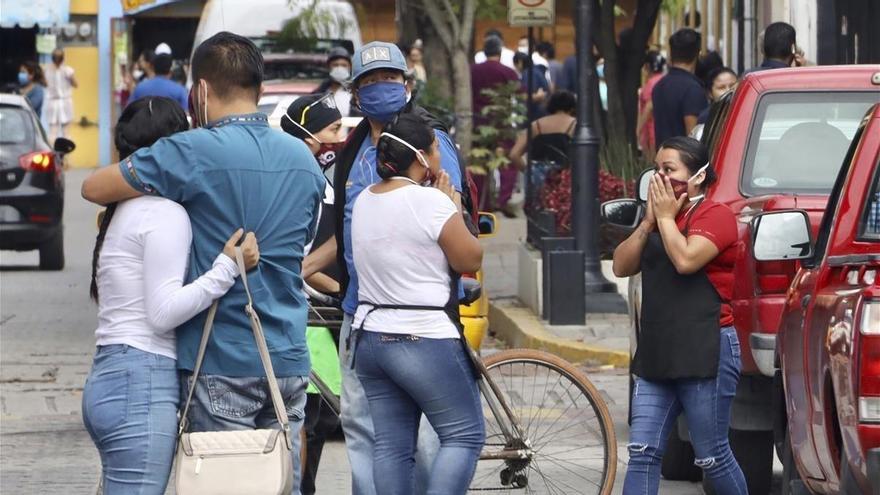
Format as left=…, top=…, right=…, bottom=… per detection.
left=858, top=300, right=880, bottom=423
left=19, top=152, right=56, bottom=172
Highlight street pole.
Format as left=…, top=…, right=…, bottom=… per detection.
left=571, top=0, right=620, bottom=302
left=526, top=26, right=534, bottom=212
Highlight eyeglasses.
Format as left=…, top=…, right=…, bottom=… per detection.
left=298, top=92, right=337, bottom=126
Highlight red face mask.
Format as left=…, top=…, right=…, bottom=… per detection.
left=315, top=142, right=343, bottom=170
left=665, top=176, right=690, bottom=198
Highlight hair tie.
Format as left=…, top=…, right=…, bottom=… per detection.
left=382, top=161, right=399, bottom=173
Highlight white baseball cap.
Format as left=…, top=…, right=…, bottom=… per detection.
left=155, top=43, right=172, bottom=56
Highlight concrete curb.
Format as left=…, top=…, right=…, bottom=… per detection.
left=489, top=302, right=631, bottom=367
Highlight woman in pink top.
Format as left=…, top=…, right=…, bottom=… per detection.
left=637, top=51, right=666, bottom=163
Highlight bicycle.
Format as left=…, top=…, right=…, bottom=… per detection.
left=306, top=286, right=617, bottom=494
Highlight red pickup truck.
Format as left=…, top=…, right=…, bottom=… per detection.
left=752, top=102, right=880, bottom=494
left=602, top=65, right=880, bottom=493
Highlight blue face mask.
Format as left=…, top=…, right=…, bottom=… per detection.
left=17, top=72, right=29, bottom=86
left=357, top=81, right=407, bottom=123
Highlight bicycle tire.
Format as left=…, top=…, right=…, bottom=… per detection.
left=471, top=349, right=617, bottom=494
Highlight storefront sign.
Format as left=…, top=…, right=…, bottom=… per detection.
left=36, top=34, right=57, bottom=55
left=121, top=0, right=185, bottom=15
left=508, top=0, right=555, bottom=27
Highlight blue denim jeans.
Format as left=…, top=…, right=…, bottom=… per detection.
left=623, top=326, right=748, bottom=495
left=339, top=313, right=441, bottom=495
left=354, top=330, right=485, bottom=495
left=82, top=345, right=179, bottom=495
left=179, top=372, right=308, bottom=495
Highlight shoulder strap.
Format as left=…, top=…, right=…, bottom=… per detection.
left=565, top=118, right=577, bottom=135
left=179, top=248, right=291, bottom=445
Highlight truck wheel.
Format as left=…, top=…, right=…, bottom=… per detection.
left=39, top=229, right=64, bottom=271
left=730, top=428, right=773, bottom=495
left=660, top=429, right=702, bottom=482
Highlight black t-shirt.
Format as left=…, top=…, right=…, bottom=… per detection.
left=651, top=67, right=708, bottom=148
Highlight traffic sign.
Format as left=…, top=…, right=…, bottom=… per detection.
left=508, top=0, right=555, bottom=27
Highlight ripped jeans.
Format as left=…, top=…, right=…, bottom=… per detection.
left=623, top=326, right=747, bottom=495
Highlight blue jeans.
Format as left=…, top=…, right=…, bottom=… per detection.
left=354, top=330, right=485, bottom=495
left=339, top=313, right=441, bottom=495
left=179, top=372, right=308, bottom=495
left=623, top=326, right=748, bottom=495
left=82, top=345, right=179, bottom=495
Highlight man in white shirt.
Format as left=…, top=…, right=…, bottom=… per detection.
left=473, top=29, right=516, bottom=70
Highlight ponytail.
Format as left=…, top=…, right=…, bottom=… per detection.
left=90, top=204, right=117, bottom=302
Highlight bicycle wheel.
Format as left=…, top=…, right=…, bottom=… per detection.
left=471, top=349, right=616, bottom=494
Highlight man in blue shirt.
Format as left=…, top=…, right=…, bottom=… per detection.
left=301, top=41, right=463, bottom=495
left=130, top=53, right=189, bottom=110
left=82, top=32, right=324, bottom=493
left=652, top=28, right=708, bottom=147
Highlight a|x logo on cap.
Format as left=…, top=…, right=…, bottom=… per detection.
left=361, top=46, right=391, bottom=65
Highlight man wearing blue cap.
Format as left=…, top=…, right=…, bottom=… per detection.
left=302, top=41, right=466, bottom=495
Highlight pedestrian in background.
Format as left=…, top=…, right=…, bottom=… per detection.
left=82, top=96, right=259, bottom=494
left=18, top=60, right=46, bottom=117
left=470, top=35, right=520, bottom=212
left=744, top=21, right=801, bottom=75
left=133, top=49, right=155, bottom=83
left=637, top=51, right=665, bottom=163
left=44, top=48, right=78, bottom=142
left=302, top=40, right=467, bottom=495
left=473, top=28, right=516, bottom=70
left=508, top=90, right=576, bottom=213
left=82, top=32, right=325, bottom=494
left=697, top=67, right=737, bottom=124
left=407, top=40, right=427, bottom=84
left=314, top=47, right=354, bottom=117
left=279, top=92, right=346, bottom=495
left=537, top=42, right=563, bottom=92
left=613, top=136, right=747, bottom=495
left=351, top=113, right=485, bottom=495
left=651, top=28, right=707, bottom=146
left=514, top=51, right=549, bottom=123
left=130, top=53, right=188, bottom=110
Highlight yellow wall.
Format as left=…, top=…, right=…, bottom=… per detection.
left=65, top=0, right=99, bottom=168
left=70, top=0, right=98, bottom=14
left=64, top=46, right=100, bottom=168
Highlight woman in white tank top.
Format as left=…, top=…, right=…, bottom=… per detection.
left=81, top=97, right=259, bottom=494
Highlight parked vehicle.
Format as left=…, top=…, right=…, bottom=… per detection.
left=752, top=103, right=880, bottom=495
left=602, top=65, right=880, bottom=493
left=0, top=94, right=74, bottom=270
left=193, top=0, right=362, bottom=56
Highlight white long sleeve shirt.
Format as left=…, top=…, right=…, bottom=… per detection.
left=94, top=196, right=238, bottom=359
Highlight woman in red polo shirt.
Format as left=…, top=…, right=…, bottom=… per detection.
left=613, top=136, right=747, bottom=495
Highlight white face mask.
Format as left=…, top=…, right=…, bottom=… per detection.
left=687, top=163, right=710, bottom=201
left=380, top=132, right=429, bottom=169
left=329, top=66, right=350, bottom=83
left=133, top=69, right=144, bottom=80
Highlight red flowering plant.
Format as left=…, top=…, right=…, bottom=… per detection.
left=538, top=140, right=641, bottom=258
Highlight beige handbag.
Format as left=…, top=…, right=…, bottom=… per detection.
left=175, top=248, right=294, bottom=495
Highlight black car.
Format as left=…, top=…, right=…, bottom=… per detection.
left=0, top=93, right=74, bottom=270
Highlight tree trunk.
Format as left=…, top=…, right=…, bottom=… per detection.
left=620, top=0, right=663, bottom=143
left=396, top=0, right=453, bottom=102
left=450, top=49, right=473, bottom=158
left=595, top=0, right=627, bottom=145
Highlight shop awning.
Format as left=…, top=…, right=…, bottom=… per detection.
left=0, top=0, right=70, bottom=28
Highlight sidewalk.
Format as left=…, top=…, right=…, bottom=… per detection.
left=481, top=216, right=631, bottom=367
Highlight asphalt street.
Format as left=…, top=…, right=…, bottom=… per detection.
left=0, top=170, right=769, bottom=494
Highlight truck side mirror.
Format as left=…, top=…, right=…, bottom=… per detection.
left=751, top=210, right=813, bottom=261
left=601, top=199, right=643, bottom=229
left=636, top=167, right=655, bottom=203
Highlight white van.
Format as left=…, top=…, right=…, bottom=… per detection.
left=193, top=0, right=362, bottom=55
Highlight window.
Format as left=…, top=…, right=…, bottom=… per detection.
left=861, top=160, right=880, bottom=240
left=741, top=92, right=877, bottom=196
left=0, top=107, right=32, bottom=144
